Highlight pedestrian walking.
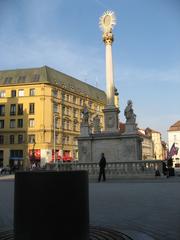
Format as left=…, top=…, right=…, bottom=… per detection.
left=98, top=153, right=106, bottom=182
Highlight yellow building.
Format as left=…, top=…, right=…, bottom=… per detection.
left=145, top=128, right=164, bottom=159
left=0, top=66, right=106, bottom=168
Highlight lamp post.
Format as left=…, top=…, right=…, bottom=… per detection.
left=53, top=114, right=59, bottom=164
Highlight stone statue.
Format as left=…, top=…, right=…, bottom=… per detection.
left=93, top=115, right=101, bottom=133
left=124, top=100, right=136, bottom=123
left=82, top=105, right=89, bottom=124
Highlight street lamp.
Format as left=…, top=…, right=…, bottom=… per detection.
left=53, top=114, right=59, bottom=164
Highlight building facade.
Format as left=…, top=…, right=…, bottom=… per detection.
left=0, top=66, right=106, bottom=168
left=168, top=121, right=180, bottom=168
left=145, top=128, right=164, bottom=160
left=138, top=129, right=154, bottom=160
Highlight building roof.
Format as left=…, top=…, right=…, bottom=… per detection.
left=0, top=66, right=106, bottom=103
left=145, top=127, right=160, bottom=134
left=168, top=121, right=180, bottom=132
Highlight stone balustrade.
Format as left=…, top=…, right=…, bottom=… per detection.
left=46, top=160, right=164, bottom=178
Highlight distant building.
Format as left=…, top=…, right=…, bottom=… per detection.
left=0, top=66, right=106, bottom=168
left=145, top=128, right=164, bottom=160
left=138, top=128, right=154, bottom=160
left=119, top=123, right=154, bottom=160
left=168, top=121, right=180, bottom=168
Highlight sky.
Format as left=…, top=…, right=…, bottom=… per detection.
left=0, top=0, right=180, bottom=141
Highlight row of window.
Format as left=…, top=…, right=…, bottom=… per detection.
left=0, top=118, right=35, bottom=128
left=53, top=90, right=101, bottom=110
left=0, top=134, right=35, bottom=144
left=0, top=88, right=35, bottom=98
left=0, top=133, right=78, bottom=146
left=0, top=103, right=35, bottom=116
left=54, top=118, right=79, bottom=131
left=3, top=74, right=40, bottom=85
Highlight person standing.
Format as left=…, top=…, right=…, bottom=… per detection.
left=98, top=153, right=106, bottom=182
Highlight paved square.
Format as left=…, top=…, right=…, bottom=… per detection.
left=0, top=176, right=180, bottom=240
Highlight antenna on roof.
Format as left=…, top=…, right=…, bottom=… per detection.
left=95, top=76, right=98, bottom=88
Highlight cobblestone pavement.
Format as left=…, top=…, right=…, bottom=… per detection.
left=0, top=176, right=180, bottom=240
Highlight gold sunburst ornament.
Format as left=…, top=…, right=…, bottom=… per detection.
left=99, top=11, right=116, bottom=33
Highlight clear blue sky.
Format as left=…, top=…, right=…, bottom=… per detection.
left=0, top=0, right=180, bottom=141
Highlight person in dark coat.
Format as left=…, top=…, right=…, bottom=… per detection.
left=98, top=153, right=106, bottom=182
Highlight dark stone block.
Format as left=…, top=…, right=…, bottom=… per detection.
left=14, top=171, right=89, bottom=240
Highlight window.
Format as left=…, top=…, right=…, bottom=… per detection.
left=63, top=136, right=69, bottom=144
left=10, top=104, right=16, bottom=115
left=62, top=92, right=65, bottom=101
left=62, top=106, right=65, bottom=115
left=28, top=134, right=35, bottom=143
left=52, top=89, right=58, bottom=97
left=29, top=119, right=35, bottom=128
left=89, top=101, right=92, bottom=108
left=10, top=150, right=23, bottom=158
left=29, top=103, right=35, bottom=114
left=80, top=98, right=84, bottom=106
left=0, top=120, right=4, bottom=128
left=73, top=108, right=78, bottom=118
left=0, top=150, right=3, bottom=168
left=67, top=120, right=70, bottom=130
left=18, top=135, right=23, bottom=144
left=30, top=88, right=35, bottom=96
left=10, top=119, right=16, bottom=128
left=67, top=107, right=70, bottom=116
left=32, top=74, right=40, bottom=82
left=73, top=96, right=77, bottom=104
left=73, top=121, right=78, bottom=131
left=0, top=135, right=4, bottom=144
left=0, top=105, right=5, bottom=116
left=10, top=135, right=15, bottom=144
left=17, top=119, right=23, bottom=128
left=18, top=76, right=26, bottom=83
left=0, top=91, right=5, bottom=98
left=11, top=90, right=16, bottom=97
left=53, top=103, right=58, bottom=113
left=55, top=118, right=59, bottom=128
left=18, top=104, right=23, bottom=115
left=4, top=77, right=12, bottom=84
left=74, top=137, right=78, bottom=146
left=55, top=134, right=58, bottom=144
left=18, top=89, right=24, bottom=97
left=66, top=94, right=70, bottom=102
left=66, top=136, right=69, bottom=144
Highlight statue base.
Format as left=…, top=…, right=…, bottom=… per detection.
left=124, top=122, right=138, bottom=134
left=103, top=106, right=120, bottom=132
left=80, top=123, right=91, bottom=137
left=78, top=131, right=142, bottom=163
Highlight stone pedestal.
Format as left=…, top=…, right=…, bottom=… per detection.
left=124, top=122, right=138, bottom=134
left=103, top=107, right=119, bottom=132
left=80, top=123, right=91, bottom=137
left=78, top=132, right=142, bottom=163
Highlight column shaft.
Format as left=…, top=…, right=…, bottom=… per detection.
left=106, top=43, right=115, bottom=107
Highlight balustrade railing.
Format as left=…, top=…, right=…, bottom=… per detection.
left=46, top=160, right=164, bottom=178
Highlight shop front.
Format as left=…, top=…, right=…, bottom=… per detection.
left=29, top=149, right=41, bottom=167
left=9, top=150, right=23, bottom=170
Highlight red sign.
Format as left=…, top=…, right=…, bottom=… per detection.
left=29, top=149, right=41, bottom=161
